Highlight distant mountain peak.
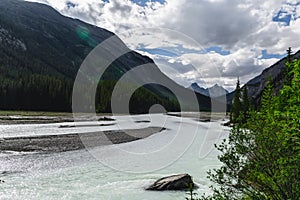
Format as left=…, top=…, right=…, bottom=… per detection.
left=191, top=82, right=199, bottom=86
left=188, top=82, right=228, bottom=97
left=207, top=84, right=229, bottom=97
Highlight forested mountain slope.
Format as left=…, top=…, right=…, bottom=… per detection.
left=245, top=50, right=300, bottom=105
left=227, top=50, right=300, bottom=106
left=0, top=0, right=211, bottom=113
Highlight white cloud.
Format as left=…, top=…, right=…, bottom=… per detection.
left=296, top=5, right=300, bottom=17
left=25, top=0, right=300, bottom=90
left=164, top=49, right=274, bottom=85
left=286, top=0, right=300, bottom=4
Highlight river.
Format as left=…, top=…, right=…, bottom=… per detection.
left=0, top=114, right=229, bottom=200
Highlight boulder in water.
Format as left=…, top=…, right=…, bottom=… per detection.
left=146, top=174, right=194, bottom=191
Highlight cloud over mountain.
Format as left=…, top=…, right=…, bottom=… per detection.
left=26, top=0, right=300, bottom=90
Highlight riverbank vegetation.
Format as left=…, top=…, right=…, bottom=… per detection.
left=201, top=54, right=300, bottom=199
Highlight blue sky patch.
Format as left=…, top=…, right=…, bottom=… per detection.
left=273, top=11, right=292, bottom=26
left=273, top=2, right=300, bottom=26
left=66, top=1, right=76, bottom=9
left=138, top=48, right=178, bottom=57
left=137, top=45, right=231, bottom=58
left=102, top=0, right=166, bottom=6
left=131, top=0, right=166, bottom=6
left=204, top=46, right=230, bottom=55
left=261, top=50, right=286, bottom=59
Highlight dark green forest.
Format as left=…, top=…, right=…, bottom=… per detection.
left=0, top=74, right=72, bottom=111
left=0, top=73, right=181, bottom=113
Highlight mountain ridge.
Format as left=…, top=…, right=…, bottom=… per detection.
left=227, top=49, right=300, bottom=106
left=188, top=82, right=228, bottom=97
left=0, top=0, right=212, bottom=113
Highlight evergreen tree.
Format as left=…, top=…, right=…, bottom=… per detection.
left=286, top=47, right=292, bottom=64
left=230, top=78, right=242, bottom=123
left=241, top=86, right=249, bottom=122
left=284, top=47, right=294, bottom=88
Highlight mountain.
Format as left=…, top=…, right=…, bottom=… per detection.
left=227, top=50, right=300, bottom=106
left=208, top=84, right=229, bottom=97
left=189, top=83, right=209, bottom=96
left=246, top=50, right=300, bottom=105
left=0, top=0, right=211, bottom=113
left=189, top=83, right=228, bottom=97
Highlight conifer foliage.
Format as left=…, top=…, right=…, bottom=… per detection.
left=201, top=54, right=300, bottom=199
left=230, top=78, right=250, bottom=124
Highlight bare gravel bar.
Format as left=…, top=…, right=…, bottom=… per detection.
left=0, top=127, right=166, bottom=153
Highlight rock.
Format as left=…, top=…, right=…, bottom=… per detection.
left=222, top=121, right=232, bottom=127
left=146, top=174, right=194, bottom=191
left=98, top=117, right=115, bottom=121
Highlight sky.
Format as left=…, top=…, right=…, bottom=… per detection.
left=26, top=0, right=300, bottom=91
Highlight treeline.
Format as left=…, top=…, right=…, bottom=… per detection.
left=0, top=75, right=180, bottom=113
left=95, top=80, right=180, bottom=114
left=0, top=74, right=73, bottom=111
left=129, top=84, right=180, bottom=114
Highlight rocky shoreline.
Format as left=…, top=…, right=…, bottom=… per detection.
left=0, top=127, right=166, bottom=153
left=0, top=114, right=115, bottom=125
